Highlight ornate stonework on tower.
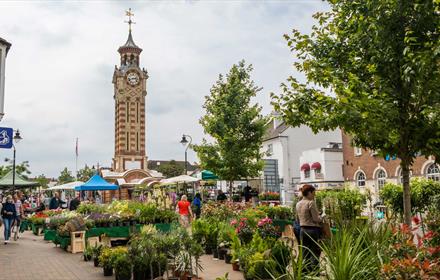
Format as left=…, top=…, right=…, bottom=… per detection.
left=112, top=9, right=148, bottom=172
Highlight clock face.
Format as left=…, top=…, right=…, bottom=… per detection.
left=127, top=72, right=140, bottom=86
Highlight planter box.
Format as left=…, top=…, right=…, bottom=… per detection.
left=154, top=223, right=172, bottom=233
left=31, top=224, right=44, bottom=236
left=44, top=229, right=57, bottom=241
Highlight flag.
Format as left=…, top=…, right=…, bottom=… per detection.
left=75, top=138, right=78, bottom=157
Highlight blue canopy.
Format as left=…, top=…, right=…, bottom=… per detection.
left=75, top=174, right=118, bottom=191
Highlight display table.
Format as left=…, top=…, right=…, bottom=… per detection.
left=44, top=229, right=57, bottom=241
left=31, top=223, right=44, bottom=236
left=20, top=220, right=31, bottom=233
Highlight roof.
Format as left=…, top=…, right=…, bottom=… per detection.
left=263, top=121, right=289, bottom=141
left=0, top=37, right=11, bottom=54
left=118, top=30, right=142, bottom=54
left=75, top=174, right=118, bottom=191
left=147, top=160, right=199, bottom=172
left=0, top=171, right=39, bottom=189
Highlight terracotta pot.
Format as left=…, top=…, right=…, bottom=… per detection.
left=232, top=262, right=240, bottom=271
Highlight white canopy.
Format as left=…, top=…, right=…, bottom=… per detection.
left=47, top=181, right=84, bottom=191
left=160, top=175, right=200, bottom=185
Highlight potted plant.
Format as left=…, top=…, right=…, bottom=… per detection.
left=83, top=245, right=93, bottom=262
left=91, top=244, right=103, bottom=267
left=113, top=252, right=132, bottom=280
left=99, top=247, right=114, bottom=276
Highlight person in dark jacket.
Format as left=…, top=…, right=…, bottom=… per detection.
left=49, top=192, right=65, bottom=210
left=2, top=195, right=17, bottom=244
left=69, top=194, right=81, bottom=211
left=216, top=190, right=227, bottom=202
left=192, top=193, right=202, bottom=219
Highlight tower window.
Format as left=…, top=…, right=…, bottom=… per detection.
left=126, top=132, right=129, bottom=151
left=126, top=102, right=130, bottom=122
left=136, top=132, right=139, bottom=151
left=136, top=103, right=139, bottom=123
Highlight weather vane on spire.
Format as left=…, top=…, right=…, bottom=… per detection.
left=125, top=8, right=135, bottom=32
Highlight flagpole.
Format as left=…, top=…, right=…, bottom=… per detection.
left=75, top=137, right=78, bottom=180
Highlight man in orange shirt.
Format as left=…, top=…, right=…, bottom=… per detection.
left=176, top=195, right=193, bottom=227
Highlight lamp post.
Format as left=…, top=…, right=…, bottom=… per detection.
left=180, top=134, right=192, bottom=175
left=12, top=130, right=22, bottom=190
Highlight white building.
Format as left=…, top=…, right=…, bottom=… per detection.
left=0, top=37, right=11, bottom=121
left=261, top=117, right=341, bottom=204
left=299, top=143, right=344, bottom=189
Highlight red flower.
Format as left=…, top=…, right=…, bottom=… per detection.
left=412, top=216, right=420, bottom=225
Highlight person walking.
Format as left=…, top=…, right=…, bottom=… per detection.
left=296, top=184, right=322, bottom=274
left=192, top=193, right=202, bottom=219
left=1, top=195, right=17, bottom=244
left=176, top=195, right=193, bottom=228
left=12, top=193, right=23, bottom=240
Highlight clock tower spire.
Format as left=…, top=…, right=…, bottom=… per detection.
left=112, top=8, right=148, bottom=172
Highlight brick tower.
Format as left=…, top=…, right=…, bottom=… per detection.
left=112, top=9, right=148, bottom=172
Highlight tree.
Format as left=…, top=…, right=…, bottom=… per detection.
left=77, top=165, right=95, bottom=182
left=0, top=159, right=32, bottom=179
left=194, top=60, right=267, bottom=196
left=157, top=160, right=184, bottom=178
left=58, top=167, right=75, bottom=184
left=272, top=1, right=440, bottom=225
left=35, top=174, right=50, bottom=189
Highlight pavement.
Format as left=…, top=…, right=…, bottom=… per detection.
left=0, top=227, right=243, bottom=280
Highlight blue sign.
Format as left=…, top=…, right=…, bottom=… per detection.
left=0, top=127, right=13, bottom=149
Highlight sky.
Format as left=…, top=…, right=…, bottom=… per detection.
left=0, top=0, right=328, bottom=178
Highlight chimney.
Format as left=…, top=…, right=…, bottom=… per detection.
left=271, top=111, right=281, bottom=129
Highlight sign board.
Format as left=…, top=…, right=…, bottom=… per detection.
left=0, top=127, right=13, bottom=149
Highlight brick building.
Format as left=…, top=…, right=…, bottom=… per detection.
left=342, top=132, right=439, bottom=197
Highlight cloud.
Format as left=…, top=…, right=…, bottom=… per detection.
left=0, top=0, right=328, bottom=177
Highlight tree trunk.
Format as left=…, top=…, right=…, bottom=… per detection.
left=401, top=161, right=412, bottom=226
left=229, top=180, right=233, bottom=201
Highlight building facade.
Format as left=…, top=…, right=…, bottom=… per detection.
left=299, top=143, right=344, bottom=189
left=342, top=132, right=439, bottom=198
left=0, top=37, right=11, bottom=121
left=261, top=117, right=341, bottom=203
left=112, top=23, right=149, bottom=172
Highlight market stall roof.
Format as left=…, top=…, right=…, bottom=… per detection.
left=160, top=175, right=200, bottom=185
left=201, top=170, right=218, bottom=180
left=0, top=170, right=39, bottom=189
left=48, top=181, right=84, bottom=191
left=74, top=174, right=118, bottom=191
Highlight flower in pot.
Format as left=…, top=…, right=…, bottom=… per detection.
left=99, top=247, right=114, bottom=276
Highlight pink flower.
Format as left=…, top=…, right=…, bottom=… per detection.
left=230, top=219, right=238, bottom=226
left=412, top=216, right=420, bottom=225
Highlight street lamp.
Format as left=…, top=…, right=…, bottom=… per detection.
left=180, top=134, right=192, bottom=175
left=12, top=130, right=22, bottom=190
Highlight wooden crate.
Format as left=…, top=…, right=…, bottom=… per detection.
left=70, top=231, right=86, bottom=254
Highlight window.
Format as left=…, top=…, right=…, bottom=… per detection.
left=427, top=164, right=440, bottom=181
left=126, top=132, right=129, bottom=150
left=126, top=102, right=130, bottom=122
left=356, top=171, right=366, bottom=187
left=376, top=169, right=387, bottom=190
left=304, top=170, right=310, bottom=179
left=354, top=147, right=362, bottom=156
left=397, top=168, right=412, bottom=184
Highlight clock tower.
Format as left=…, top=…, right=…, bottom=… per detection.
left=112, top=9, right=148, bottom=172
